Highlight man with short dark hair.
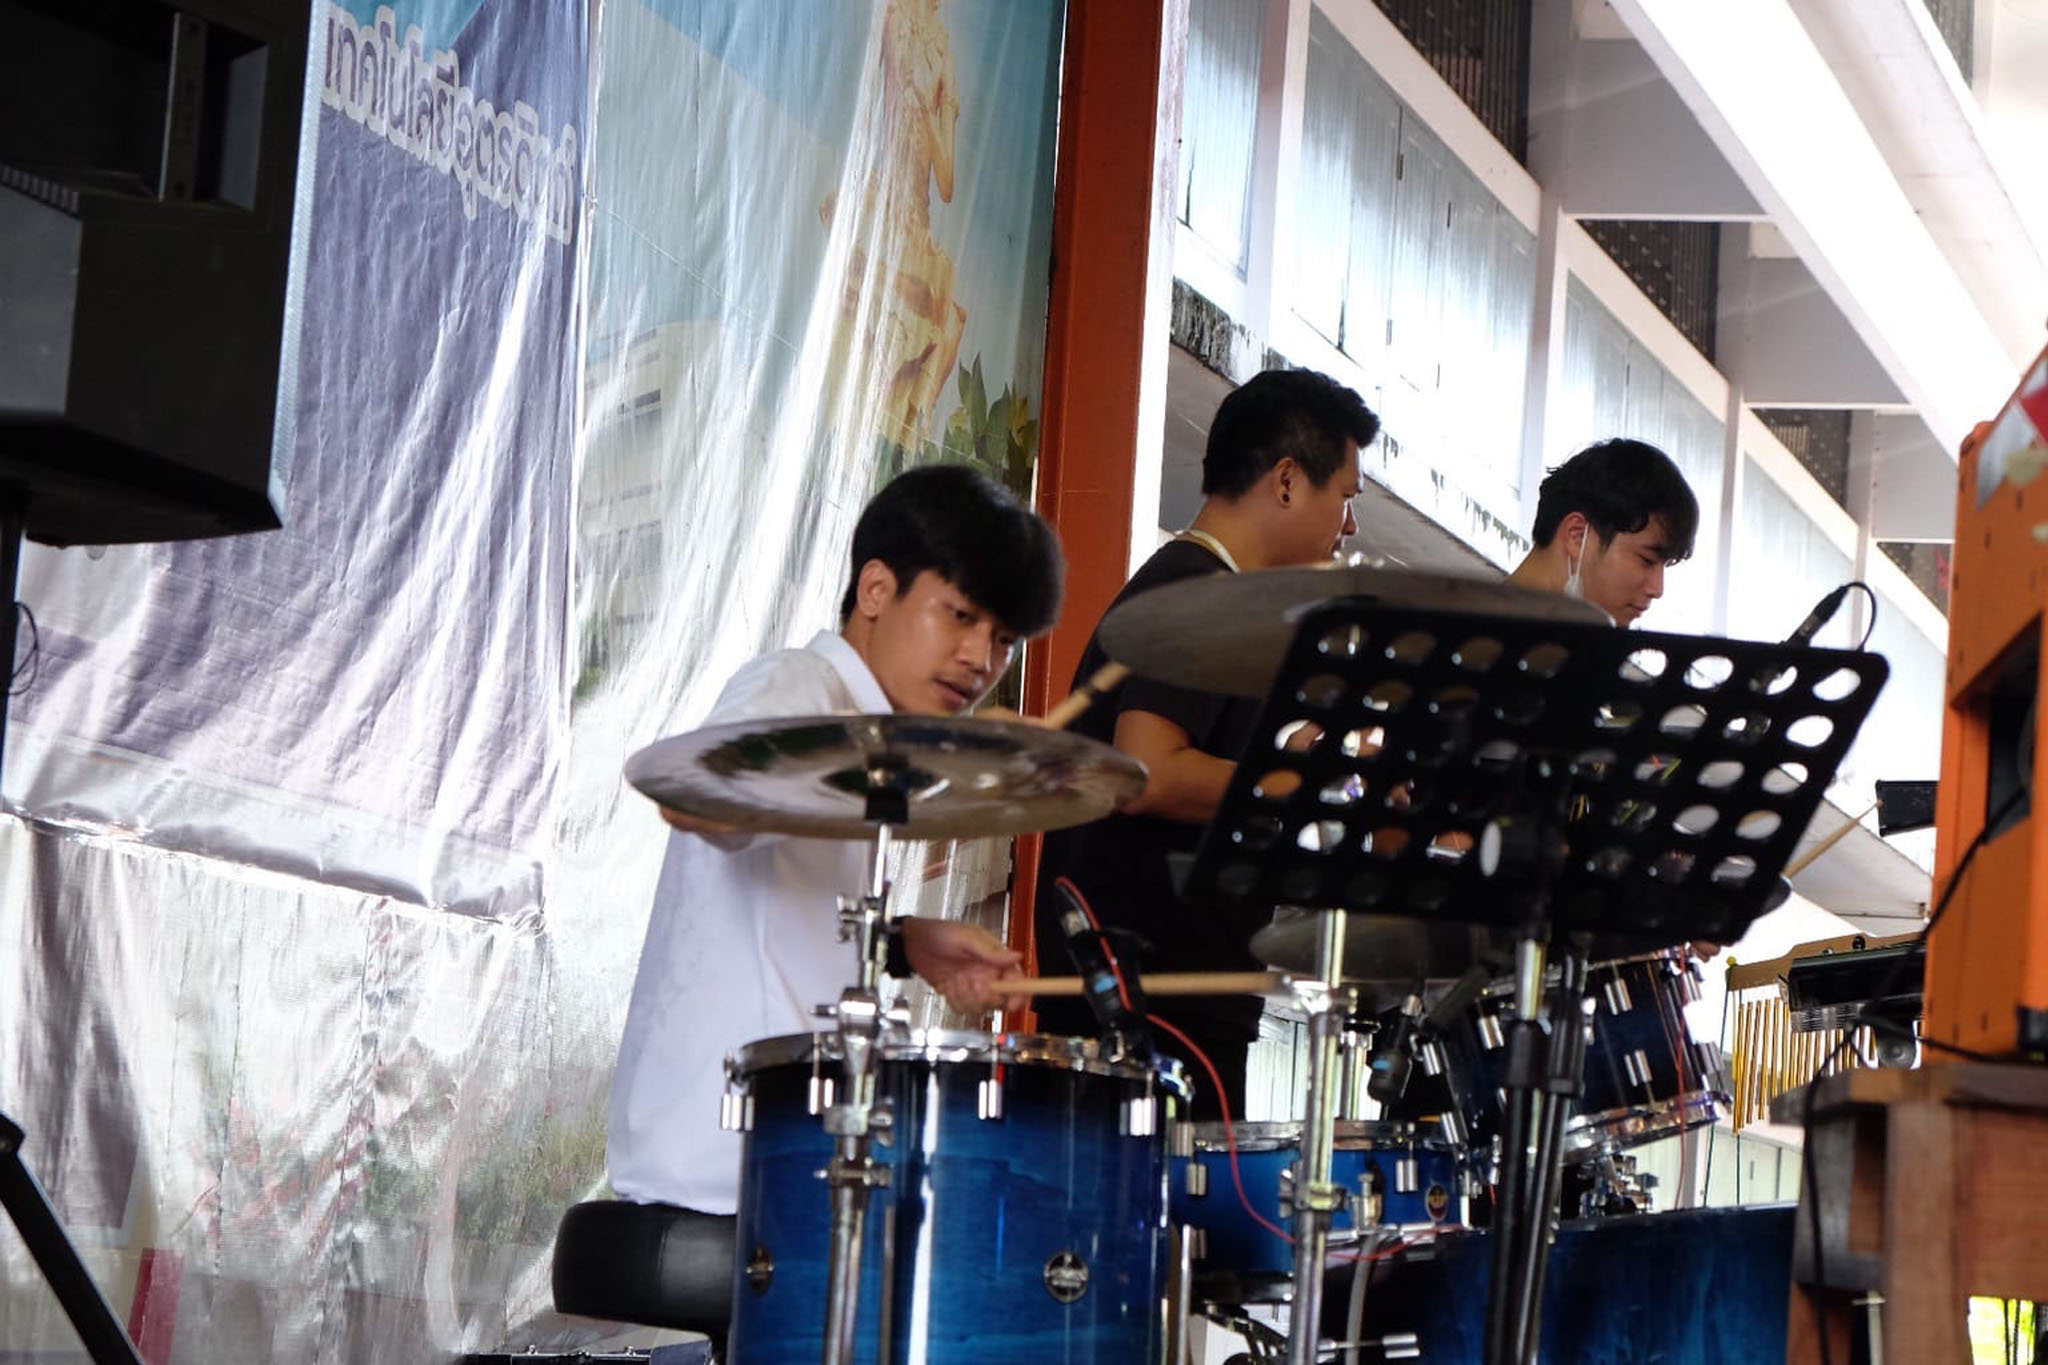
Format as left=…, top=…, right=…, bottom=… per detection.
left=1505, top=437, right=1699, bottom=627
left=1034, top=368, right=1381, bottom=1118
left=610, top=464, right=1060, bottom=1215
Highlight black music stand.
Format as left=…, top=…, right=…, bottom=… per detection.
left=1182, top=601, right=1886, bottom=1365
left=0, top=1114, right=145, bottom=1365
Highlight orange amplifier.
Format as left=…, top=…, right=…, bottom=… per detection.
left=1927, top=345, right=2048, bottom=1056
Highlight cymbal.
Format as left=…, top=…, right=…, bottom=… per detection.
left=1097, top=563, right=1614, bottom=698
left=625, top=714, right=1146, bottom=840
left=1250, top=914, right=1508, bottom=1002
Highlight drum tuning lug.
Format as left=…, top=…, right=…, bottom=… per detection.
left=869, top=1098, right=895, bottom=1144
left=1186, top=1227, right=1208, bottom=1262
left=1170, top=1121, right=1196, bottom=1158
left=1395, top=1155, right=1420, bottom=1195
left=1121, top=1095, right=1158, bottom=1137
left=1185, top=1162, right=1209, bottom=1198
left=1417, top=1038, right=1447, bottom=1077
left=1476, top=1012, right=1505, bottom=1050
left=807, top=1075, right=837, bottom=1115
left=978, top=1075, right=1005, bottom=1121
left=1602, top=977, right=1632, bottom=1015
left=720, top=1089, right=755, bottom=1133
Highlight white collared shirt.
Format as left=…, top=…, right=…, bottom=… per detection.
left=607, top=630, right=891, bottom=1213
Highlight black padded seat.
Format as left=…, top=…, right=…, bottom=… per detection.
left=551, top=1200, right=736, bottom=1339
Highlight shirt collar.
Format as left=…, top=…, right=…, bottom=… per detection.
left=806, top=629, right=893, bottom=713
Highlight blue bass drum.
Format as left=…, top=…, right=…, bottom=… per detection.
left=725, top=1030, right=1189, bottom=1365
left=1171, top=1120, right=1467, bottom=1305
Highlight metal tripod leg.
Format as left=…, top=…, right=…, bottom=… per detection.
left=1285, top=911, right=1352, bottom=1365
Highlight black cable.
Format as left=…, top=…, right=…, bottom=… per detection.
left=1849, top=581, right=1878, bottom=651
left=1801, top=779, right=2027, bottom=1365
left=9, top=602, right=36, bottom=696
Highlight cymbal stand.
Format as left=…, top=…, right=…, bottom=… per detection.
left=1285, top=910, right=1356, bottom=1365
left=819, top=783, right=905, bottom=1365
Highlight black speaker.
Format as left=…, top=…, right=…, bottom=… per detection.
left=0, top=0, right=321, bottom=546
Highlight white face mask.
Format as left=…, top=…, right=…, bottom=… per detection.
left=1562, top=550, right=1585, bottom=600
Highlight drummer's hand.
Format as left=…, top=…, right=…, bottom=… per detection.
left=900, top=917, right=1028, bottom=1014
left=657, top=804, right=743, bottom=838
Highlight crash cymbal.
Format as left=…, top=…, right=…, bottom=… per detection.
left=625, top=714, right=1146, bottom=840
left=1097, top=563, right=1614, bottom=698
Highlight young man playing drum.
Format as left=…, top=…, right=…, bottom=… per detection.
left=607, top=465, right=1057, bottom=1222
left=1034, top=367, right=1382, bottom=1120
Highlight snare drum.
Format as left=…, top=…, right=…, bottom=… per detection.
left=1170, top=1120, right=1465, bottom=1304
left=725, top=1030, right=1188, bottom=1364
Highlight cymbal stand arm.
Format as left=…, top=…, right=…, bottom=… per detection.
left=1286, top=911, right=1353, bottom=1365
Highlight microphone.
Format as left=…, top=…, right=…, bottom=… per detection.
left=1052, top=880, right=1150, bottom=1044
left=1786, top=584, right=1853, bottom=648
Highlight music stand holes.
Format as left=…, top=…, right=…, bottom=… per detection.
left=1623, top=647, right=1668, bottom=682
left=1274, top=719, right=1323, bottom=752
left=1649, top=850, right=1695, bottom=882
left=1812, top=668, right=1862, bottom=702
left=1587, top=847, right=1633, bottom=880
left=1318, top=623, right=1369, bottom=660
left=1572, top=747, right=1619, bottom=781
left=1595, top=700, right=1645, bottom=733
left=1365, top=827, right=1412, bottom=861
left=1426, top=831, right=1475, bottom=864
left=1252, top=770, right=1303, bottom=801
left=1697, top=759, right=1745, bottom=790
left=1219, top=863, right=1260, bottom=898
left=1299, top=673, right=1349, bottom=709
left=1762, top=762, right=1809, bottom=795
left=1319, top=775, right=1367, bottom=807
left=1611, top=800, right=1658, bottom=834
left=1711, top=855, right=1757, bottom=888
left=1453, top=637, right=1505, bottom=672
left=1365, top=680, right=1415, bottom=714
left=1387, top=631, right=1438, bottom=666
left=1430, top=684, right=1481, bottom=718
left=1497, top=690, right=1545, bottom=726
left=1674, top=804, right=1720, bottom=835
left=1475, top=739, right=1522, bottom=771
left=1752, top=666, right=1798, bottom=697
left=1786, top=715, right=1835, bottom=749
left=1686, top=655, right=1735, bottom=690
left=1383, top=779, right=1430, bottom=812
left=1281, top=868, right=1325, bottom=904
left=1297, top=819, right=1347, bottom=854
left=1721, top=713, right=1772, bottom=747
left=1658, top=704, right=1708, bottom=738
left=1632, top=753, right=1683, bottom=786
left=1735, top=810, right=1782, bottom=841
left=1344, top=727, right=1387, bottom=759
left=1234, top=817, right=1285, bottom=852
left=1519, top=642, right=1570, bottom=678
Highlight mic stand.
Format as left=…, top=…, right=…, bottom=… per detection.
left=0, top=1113, right=145, bottom=1365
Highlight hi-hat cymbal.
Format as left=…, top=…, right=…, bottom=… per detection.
left=1098, top=564, right=1613, bottom=698
left=1250, top=913, right=1508, bottom=999
left=624, top=714, right=1146, bottom=840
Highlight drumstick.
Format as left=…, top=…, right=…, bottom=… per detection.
left=1012, top=970, right=1288, bottom=998
left=1040, top=662, right=1130, bottom=731
left=1782, top=799, right=1880, bottom=879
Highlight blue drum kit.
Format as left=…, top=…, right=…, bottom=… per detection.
left=621, top=565, right=1881, bottom=1365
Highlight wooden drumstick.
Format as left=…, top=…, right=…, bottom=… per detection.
left=1040, top=662, right=1130, bottom=731
left=1012, top=970, right=1288, bottom=998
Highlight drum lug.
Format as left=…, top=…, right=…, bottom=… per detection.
left=1624, top=1048, right=1652, bottom=1088
left=869, top=1097, right=896, bottom=1147
left=1170, top=1120, right=1196, bottom=1159
left=1601, top=976, right=1632, bottom=1015
left=1121, top=1094, right=1158, bottom=1138
left=1477, top=1012, right=1505, bottom=1050
left=1417, top=1038, right=1447, bottom=1078
left=1185, top=1161, right=1209, bottom=1198
left=721, top=1088, right=755, bottom=1133
left=1186, top=1226, right=1208, bottom=1262
left=1395, top=1154, right=1420, bottom=1195
left=978, top=1074, right=1005, bottom=1121
left=808, top=1074, right=837, bottom=1116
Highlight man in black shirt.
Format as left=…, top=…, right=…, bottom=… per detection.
left=1034, top=368, right=1381, bottom=1118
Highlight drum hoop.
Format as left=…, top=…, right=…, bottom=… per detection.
left=730, top=1028, right=1191, bottom=1096
left=1182, top=1118, right=1458, bottom=1154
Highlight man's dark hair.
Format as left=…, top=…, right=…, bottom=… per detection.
left=1201, top=368, right=1380, bottom=498
left=1531, top=438, right=1699, bottom=561
left=838, top=464, right=1064, bottom=635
